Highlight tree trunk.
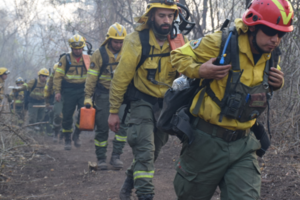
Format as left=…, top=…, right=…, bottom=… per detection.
left=246, top=0, right=251, bottom=9
left=202, top=0, right=208, bottom=30
left=209, top=0, right=214, bottom=32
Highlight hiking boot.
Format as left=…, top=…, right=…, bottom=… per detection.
left=110, top=154, right=123, bottom=169
left=53, top=128, right=60, bottom=143
left=97, top=159, right=108, bottom=170
left=53, top=135, right=58, bottom=143
left=59, top=131, right=64, bottom=144
left=119, top=176, right=134, bottom=200
left=64, top=140, right=71, bottom=150
left=64, top=133, right=72, bottom=150
left=72, top=128, right=81, bottom=148
left=138, top=194, right=154, bottom=200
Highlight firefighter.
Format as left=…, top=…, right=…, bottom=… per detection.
left=170, top=0, right=293, bottom=199
left=9, top=77, right=25, bottom=126
left=44, top=63, right=62, bottom=142
left=84, top=23, right=128, bottom=170
left=14, top=68, right=49, bottom=130
left=0, top=67, right=10, bottom=106
left=53, top=34, right=90, bottom=150
left=107, top=1, right=185, bottom=199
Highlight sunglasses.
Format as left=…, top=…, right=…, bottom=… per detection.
left=258, top=25, right=286, bottom=38
left=40, top=75, right=48, bottom=78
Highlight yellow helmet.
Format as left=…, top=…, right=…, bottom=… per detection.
left=16, top=77, right=24, bottom=84
left=38, top=68, right=49, bottom=76
left=68, top=34, right=86, bottom=49
left=0, top=67, right=10, bottom=76
left=101, top=23, right=127, bottom=46
left=137, top=0, right=179, bottom=24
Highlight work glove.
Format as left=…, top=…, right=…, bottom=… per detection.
left=84, top=98, right=93, bottom=109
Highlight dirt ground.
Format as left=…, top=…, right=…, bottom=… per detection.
left=0, top=131, right=300, bottom=200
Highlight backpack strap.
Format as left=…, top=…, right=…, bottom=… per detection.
left=136, top=29, right=151, bottom=71
left=31, top=78, right=37, bottom=92
left=65, top=54, right=71, bottom=75
left=95, top=46, right=120, bottom=93
left=137, top=29, right=171, bottom=84
left=229, top=27, right=241, bottom=84
left=98, top=46, right=110, bottom=80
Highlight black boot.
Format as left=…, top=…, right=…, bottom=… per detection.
left=72, top=128, right=81, bottom=148
left=119, top=176, right=134, bottom=200
left=64, top=133, right=72, bottom=150
left=59, top=130, right=64, bottom=144
left=97, top=159, right=108, bottom=170
left=138, top=194, right=154, bottom=200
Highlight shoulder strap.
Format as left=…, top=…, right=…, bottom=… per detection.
left=136, top=29, right=151, bottom=71
left=98, top=46, right=110, bottom=79
left=31, top=78, right=37, bottom=92
left=65, top=54, right=71, bottom=75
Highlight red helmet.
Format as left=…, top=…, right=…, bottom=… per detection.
left=243, top=0, right=294, bottom=32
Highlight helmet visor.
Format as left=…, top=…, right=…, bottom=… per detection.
left=70, top=41, right=84, bottom=48
left=150, top=0, right=176, bottom=5
left=16, top=78, right=23, bottom=82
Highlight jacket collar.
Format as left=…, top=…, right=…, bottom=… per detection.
left=105, top=43, right=121, bottom=61
left=235, top=18, right=271, bottom=66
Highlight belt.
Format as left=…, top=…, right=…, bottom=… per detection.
left=124, top=82, right=162, bottom=105
left=95, top=82, right=109, bottom=94
left=195, top=118, right=250, bottom=142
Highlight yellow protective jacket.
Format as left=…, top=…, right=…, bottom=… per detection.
left=44, top=63, right=58, bottom=104
left=171, top=18, right=283, bottom=131
left=109, top=27, right=187, bottom=113
left=85, top=44, right=121, bottom=98
left=0, top=77, right=4, bottom=104
left=16, top=79, right=46, bottom=101
left=54, top=53, right=88, bottom=94
left=9, top=90, right=24, bottom=106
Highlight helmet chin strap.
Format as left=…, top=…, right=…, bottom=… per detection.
left=252, top=28, right=264, bottom=54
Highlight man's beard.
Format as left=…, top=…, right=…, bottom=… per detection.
left=72, top=51, right=82, bottom=57
left=110, top=44, right=121, bottom=53
left=153, top=21, right=171, bottom=35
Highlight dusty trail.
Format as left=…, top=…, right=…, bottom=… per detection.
left=2, top=130, right=299, bottom=200
left=0, top=131, right=219, bottom=200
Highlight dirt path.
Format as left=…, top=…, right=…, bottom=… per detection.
left=0, top=131, right=219, bottom=200
left=1, top=131, right=299, bottom=200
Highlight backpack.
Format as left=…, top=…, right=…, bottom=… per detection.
left=157, top=21, right=280, bottom=151
left=24, top=78, right=37, bottom=110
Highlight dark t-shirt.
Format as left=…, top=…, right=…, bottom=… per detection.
left=253, top=53, right=262, bottom=65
